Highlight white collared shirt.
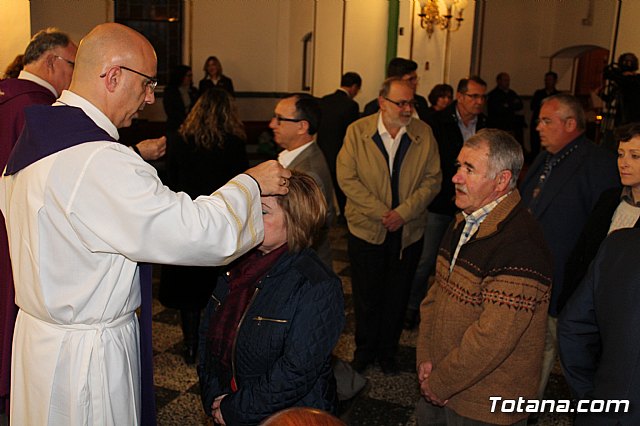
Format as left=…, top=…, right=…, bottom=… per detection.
left=377, top=114, right=407, bottom=175
left=455, top=107, right=478, bottom=142
left=18, top=70, right=58, bottom=98
left=277, top=140, right=315, bottom=168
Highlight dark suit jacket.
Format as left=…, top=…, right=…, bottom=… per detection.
left=316, top=90, right=360, bottom=175
left=559, top=228, right=640, bottom=426
left=198, top=75, right=235, bottom=97
left=520, top=135, right=619, bottom=315
left=426, top=101, right=487, bottom=217
left=287, top=142, right=336, bottom=268
left=363, top=94, right=430, bottom=122
left=560, top=187, right=640, bottom=312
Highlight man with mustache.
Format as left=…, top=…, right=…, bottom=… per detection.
left=416, top=129, right=552, bottom=425
left=337, top=76, right=441, bottom=375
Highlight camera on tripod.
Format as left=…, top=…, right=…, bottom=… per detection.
left=604, top=53, right=639, bottom=81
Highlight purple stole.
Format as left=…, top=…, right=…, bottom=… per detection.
left=4, top=105, right=157, bottom=425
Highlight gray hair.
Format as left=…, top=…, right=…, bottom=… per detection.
left=464, top=129, right=523, bottom=189
left=378, top=76, right=412, bottom=98
left=541, top=93, right=586, bottom=131
left=23, top=28, right=72, bottom=65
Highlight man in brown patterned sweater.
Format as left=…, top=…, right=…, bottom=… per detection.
left=416, top=129, right=552, bottom=425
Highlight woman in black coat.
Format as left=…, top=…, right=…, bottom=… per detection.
left=160, top=88, right=249, bottom=364
left=163, top=64, right=198, bottom=133
left=199, top=56, right=235, bottom=97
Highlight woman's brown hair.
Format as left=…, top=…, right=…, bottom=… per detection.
left=179, top=88, right=245, bottom=150
left=276, top=170, right=327, bottom=252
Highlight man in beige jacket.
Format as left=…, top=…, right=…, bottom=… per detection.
left=337, top=77, right=441, bottom=375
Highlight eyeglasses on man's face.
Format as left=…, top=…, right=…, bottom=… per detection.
left=384, top=97, right=416, bottom=109
left=462, top=93, right=487, bottom=101
left=271, top=114, right=304, bottom=125
left=54, top=55, right=75, bottom=68
left=100, top=65, right=158, bottom=93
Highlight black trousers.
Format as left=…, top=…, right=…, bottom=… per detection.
left=348, top=231, right=422, bottom=362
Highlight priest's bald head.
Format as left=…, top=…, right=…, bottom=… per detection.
left=69, top=23, right=157, bottom=128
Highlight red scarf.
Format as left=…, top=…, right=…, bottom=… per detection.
left=206, top=244, right=288, bottom=370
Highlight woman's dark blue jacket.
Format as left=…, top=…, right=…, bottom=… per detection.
left=197, top=248, right=345, bottom=426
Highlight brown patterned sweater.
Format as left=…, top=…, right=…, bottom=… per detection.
left=417, top=190, right=552, bottom=425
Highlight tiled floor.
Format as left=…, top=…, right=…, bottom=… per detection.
left=151, top=222, right=573, bottom=425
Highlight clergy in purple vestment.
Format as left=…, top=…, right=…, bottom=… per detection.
left=0, top=28, right=76, bottom=417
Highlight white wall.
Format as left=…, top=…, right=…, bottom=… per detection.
left=313, top=0, right=344, bottom=98
left=191, top=0, right=291, bottom=93
left=29, top=0, right=108, bottom=46
left=481, top=0, right=615, bottom=96
left=288, top=0, right=315, bottom=92
left=341, top=0, right=389, bottom=109
left=404, top=0, right=475, bottom=98
left=616, top=0, right=640, bottom=62
left=0, top=0, right=31, bottom=76
left=12, top=0, right=640, bottom=123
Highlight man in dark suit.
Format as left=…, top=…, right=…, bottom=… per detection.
left=404, top=76, right=488, bottom=330
left=362, top=58, right=430, bottom=122
left=317, top=72, right=361, bottom=218
left=487, top=72, right=525, bottom=144
left=519, top=93, right=619, bottom=402
left=529, top=71, right=560, bottom=162
left=270, top=93, right=335, bottom=267
left=559, top=228, right=640, bottom=426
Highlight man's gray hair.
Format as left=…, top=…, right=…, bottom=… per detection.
left=23, top=28, right=71, bottom=65
left=541, top=93, right=586, bottom=131
left=378, top=76, right=412, bottom=98
left=464, top=129, right=523, bottom=189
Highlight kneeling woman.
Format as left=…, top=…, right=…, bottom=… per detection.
left=198, top=171, right=345, bottom=426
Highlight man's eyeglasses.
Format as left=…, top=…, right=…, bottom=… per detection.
left=272, top=114, right=304, bottom=125
left=100, top=65, right=159, bottom=92
left=384, top=97, right=416, bottom=109
left=462, top=93, right=487, bottom=101
left=54, top=55, right=75, bottom=68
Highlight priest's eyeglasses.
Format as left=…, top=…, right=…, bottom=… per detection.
left=100, top=65, right=159, bottom=93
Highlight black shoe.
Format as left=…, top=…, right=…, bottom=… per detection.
left=403, top=309, right=419, bottom=330
left=183, top=345, right=196, bottom=365
left=351, top=358, right=371, bottom=374
left=379, top=358, right=400, bottom=376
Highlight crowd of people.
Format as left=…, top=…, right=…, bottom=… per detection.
left=1, top=22, right=638, bottom=426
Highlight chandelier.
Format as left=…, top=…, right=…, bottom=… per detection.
left=418, top=0, right=468, bottom=38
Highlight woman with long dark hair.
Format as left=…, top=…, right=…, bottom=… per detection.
left=160, top=88, right=249, bottom=364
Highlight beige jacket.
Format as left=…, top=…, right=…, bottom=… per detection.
left=336, top=113, right=441, bottom=252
